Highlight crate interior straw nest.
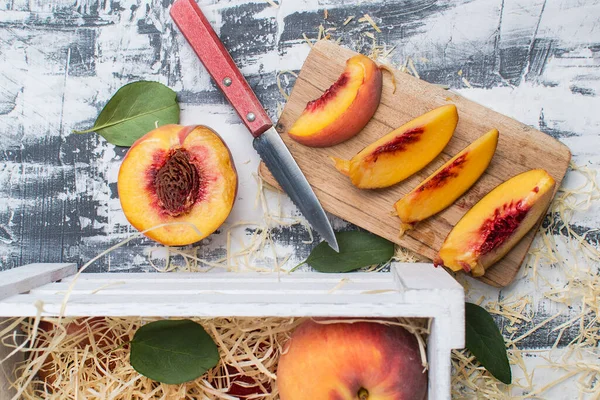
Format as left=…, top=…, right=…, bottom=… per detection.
left=2, top=316, right=430, bottom=399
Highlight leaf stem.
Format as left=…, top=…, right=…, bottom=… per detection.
left=72, top=103, right=178, bottom=134
left=288, top=260, right=306, bottom=273
left=112, top=340, right=131, bottom=352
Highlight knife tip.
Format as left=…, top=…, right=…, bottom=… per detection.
left=326, top=238, right=340, bottom=253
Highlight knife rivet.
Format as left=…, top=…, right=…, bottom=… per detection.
left=246, top=112, right=256, bottom=122
left=223, top=77, right=232, bottom=87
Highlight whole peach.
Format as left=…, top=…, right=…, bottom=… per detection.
left=277, top=320, right=427, bottom=400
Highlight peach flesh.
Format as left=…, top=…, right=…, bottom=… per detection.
left=435, top=198, right=533, bottom=274
left=434, top=199, right=533, bottom=274
left=435, top=169, right=555, bottom=276
left=306, top=73, right=350, bottom=112
left=477, top=200, right=530, bottom=257
left=332, top=104, right=458, bottom=189
left=417, top=153, right=468, bottom=193
left=366, top=127, right=424, bottom=162
left=118, top=125, right=237, bottom=246
left=394, top=128, right=499, bottom=235
left=288, top=54, right=383, bottom=147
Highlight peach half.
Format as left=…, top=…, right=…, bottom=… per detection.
left=288, top=54, right=383, bottom=147
left=118, top=125, right=237, bottom=246
left=435, top=169, right=555, bottom=277
left=394, top=128, right=499, bottom=234
left=332, top=104, right=458, bottom=189
left=277, top=320, right=427, bottom=400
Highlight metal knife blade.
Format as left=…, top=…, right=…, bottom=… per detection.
left=170, top=0, right=339, bottom=251
left=254, top=128, right=339, bottom=252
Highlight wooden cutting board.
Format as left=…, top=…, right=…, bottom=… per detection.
left=259, top=40, right=571, bottom=287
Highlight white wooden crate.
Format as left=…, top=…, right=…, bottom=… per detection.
left=0, top=262, right=464, bottom=399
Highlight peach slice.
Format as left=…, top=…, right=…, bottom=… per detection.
left=288, top=54, right=383, bottom=147
left=118, top=125, right=237, bottom=246
left=332, top=104, right=458, bottom=189
left=394, top=128, right=499, bottom=234
left=435, top=169, right=555, bottom=277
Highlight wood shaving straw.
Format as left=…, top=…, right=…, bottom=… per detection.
left=408, top=58, right=420, bottom=80
left=1, top=317, right=297, bottom=399
left=379, top=64, right=397, bottom=93
left=343, top=16, right=355, bottom=25
left=301, top=33, right=313, bottom=48
left=392, top=245, right=421, bottom=263
left=2, top=316, right=429, bottom=399
left=359, top=14, right=382, bottom=33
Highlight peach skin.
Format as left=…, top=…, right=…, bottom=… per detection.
left=277, top=320, right=427, bottom=400
left=394, top=128, right=499, bottom=235
left=332, top=104, right=458, bottom=189
left=118, top=125, right=237, bottom=246
left=288, top=54, right=383, bottom=147
left=435, top=169, right=555, bottom=277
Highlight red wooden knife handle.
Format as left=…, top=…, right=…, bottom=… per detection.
left=170, top=0, right=272, bottom=137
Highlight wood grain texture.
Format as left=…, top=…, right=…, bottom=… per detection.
left=260, top=40, right=571, bottom=287
left=0, top=263, right=76, bottom=301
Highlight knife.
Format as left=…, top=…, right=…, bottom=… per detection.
left=170, top=0, right=339, bottom=252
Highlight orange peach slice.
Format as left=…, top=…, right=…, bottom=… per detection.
left=288, top=54, right=382, bottom=147
left=435, top=169, right=555, bottom=277
left=332, top=104, right=458, bottom=189
left=394, top=129, right=499, bottom=234
left=118, top=125, right=237, bottom=246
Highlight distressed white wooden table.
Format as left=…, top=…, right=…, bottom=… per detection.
left=0, top=0, right=599, bottom=398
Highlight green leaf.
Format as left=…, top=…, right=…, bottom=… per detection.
left=465, top=302, right=512, bottom=384
left=130, top=319, right=219, bottom=384
left=74, top=81, right=180, bottom=146
left=296, top=231, right=394, bottom=273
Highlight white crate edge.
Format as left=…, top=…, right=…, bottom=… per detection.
left=0, top=262, right=465, bottom=400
